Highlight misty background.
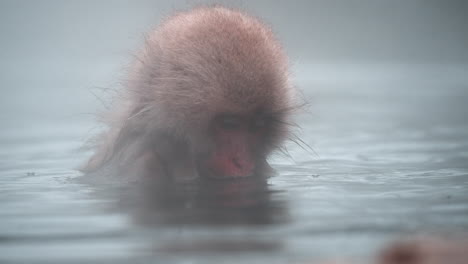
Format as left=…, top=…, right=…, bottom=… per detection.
left=1, top=0, right=467, bottom=128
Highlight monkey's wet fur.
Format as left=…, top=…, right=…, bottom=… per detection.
left=83, top=6, right=300, bottom=181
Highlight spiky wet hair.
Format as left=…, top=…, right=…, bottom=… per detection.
left=84, top=6, right=296, bottom=172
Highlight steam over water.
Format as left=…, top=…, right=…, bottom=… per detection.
left=1, top=1, right=468, bottom=263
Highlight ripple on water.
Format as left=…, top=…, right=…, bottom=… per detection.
left=1, top=65, right=468, bottom=263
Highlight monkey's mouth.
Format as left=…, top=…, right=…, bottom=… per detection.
left=200, top=158, right=255, bottom=179
left=203, top=168, right=255, bottom=179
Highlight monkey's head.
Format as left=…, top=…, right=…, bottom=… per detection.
left=130, top=7, right=296, bottom=179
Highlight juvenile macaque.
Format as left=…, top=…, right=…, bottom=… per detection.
left=83, top=6, right=297, bottom=180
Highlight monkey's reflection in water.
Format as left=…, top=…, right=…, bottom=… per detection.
left=113, top=172, right=288, bottom=254
left=131, top=174, right=288, bottom=226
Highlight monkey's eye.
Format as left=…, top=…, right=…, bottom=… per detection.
left=218, top=115, right=241, bottom=130
left=251, top=117, right=270, bottom=132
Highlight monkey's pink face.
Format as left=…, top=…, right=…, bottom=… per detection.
left=205, top=114, right=270, bottom=178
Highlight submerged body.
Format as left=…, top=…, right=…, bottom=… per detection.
left=83, top=6, right=296, bottom=180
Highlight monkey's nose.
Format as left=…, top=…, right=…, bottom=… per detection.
left=232, top=157, right=242, bottom=168
left=231, top=157, right=254, bottom=177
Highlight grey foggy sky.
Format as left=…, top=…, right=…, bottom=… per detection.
left=1, top=0, right=467, bottom=64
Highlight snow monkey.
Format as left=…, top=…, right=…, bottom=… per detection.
left=83, top=6, right=297, bottom=180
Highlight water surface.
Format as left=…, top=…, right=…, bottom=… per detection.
left=1, top=65, right=468, bottom=264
